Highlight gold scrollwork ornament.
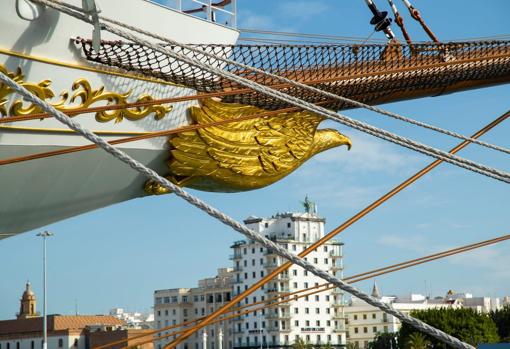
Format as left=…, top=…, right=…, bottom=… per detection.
left=0, top=63, right=172, bottom=123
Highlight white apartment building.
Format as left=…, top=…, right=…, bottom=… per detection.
left=154, top=268, right=235, bottom=349
left=230, top=211, right=346, bottom=348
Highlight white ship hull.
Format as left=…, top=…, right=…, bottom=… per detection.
left=0, top=0, right=239, bottom=238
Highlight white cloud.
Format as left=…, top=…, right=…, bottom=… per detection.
left=313, top=129, right=421, bottom=174
left=448, top=246, right=510, bottom=279
left=377, top=234, right=431, bottom=254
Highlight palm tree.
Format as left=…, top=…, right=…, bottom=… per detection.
left=407, top=333, right=430, bottom=349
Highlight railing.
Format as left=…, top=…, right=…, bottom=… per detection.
left=147, top=0, right=237, bottom=28
left=230, top=253, right=243, bottom=260
left=232, top=278, right=244, bottom=284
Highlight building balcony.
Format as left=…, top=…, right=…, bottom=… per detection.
left=232, top=278, right=245, bottom=284
left=332, top=313, right=348, bottom=320
left=233, top=265, right=243, bottom=272
left=329, top=250, right=343, bottom=258
left=230, top=253, right=243, bottom=260
left=331, top=302, right=345, bottom=308
left=333, top=325, right=347, bottom=333
left=266, top=287, right=290, bottom=294
left=330, top=265, right=343, bottom=272
left=331, top=287, right=343, bottom=294
left=266, top=312, right=292, bottom=319
left=263, top=262, right=279, bottom=269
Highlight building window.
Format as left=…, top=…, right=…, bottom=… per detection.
left=372, top=313, right=376, bottom=319
left=316, top=320, right=320, bottom=326
left=354, top=314, right=358, bottom=320
left=316, top=308, right=320, bottom=314
left=260, top=258, right=264, bottom=265
left=324, top=258, right=328, bottom=264
left=157, top=310, right=161, bottom=316
left=265, top=223, right=268, bottom=228
left=31, top=341, right=35, bottom=349
left=295, top=320, right=299, bottom=326
left=304, top=282, right=309, bottom=288
left=243, top=248, right=247, bottom=255
left=165, top=309, right=168, bottom=316
left=73, top=339, right=78, bottom=347
left=287, top=222, right=291, bottom=228
left=58, top=339, right=63, bottom=348
left=326, top=308, right=330, bottom=314
left=260, top=271, right=264, bottom=277
left=305, top=320, right=310, bottom=326
left=373, top=326, right=377, bottom=333
left=292, top=245, right=297, bottom=251
left=16, top=344, right=19, bottom=349
left=293, top=282, right=298, bottom=289
left=315, top=295, right=319, bottom=301
left=326, top=295, right=330, bottom=301
left=293, top=270, right=297, bottom=276
left=363, top=327, right=368, bottom=333
left=327, top=320, right=331, bottom=326
left=305, top=308, right=309, bottom=314
left=313, top=258, right=318, bottom=264
left=354, top=327, right=358, bottom=334
left=294, top=308, right=299, bottom=314
left=363, top=314, right=367, bottom=320
left=324, top=246, right=328, bottom=252
left=252, top=259, right=255, bottom=266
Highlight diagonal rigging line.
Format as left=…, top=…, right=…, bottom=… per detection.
left=96, top=233, right=510, bottom=349
left=36, top=0, right=510, bottom=183
left=0, top=60, right=477, bottom=349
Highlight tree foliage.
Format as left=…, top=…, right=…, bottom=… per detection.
left=490, top=305, right=510, bottom=342
left=399, top=308, right=500, bottom=348
left=368, top=332, right=398, bottom=349
left=406, top=333, right=430, bottom=349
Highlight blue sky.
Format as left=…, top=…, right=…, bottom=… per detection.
left=1, top=0, right=510, bottom=319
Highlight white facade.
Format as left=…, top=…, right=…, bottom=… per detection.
left=0, top=334, right=84, bottom=349
left=154, top=268, right=235, bottom=349
left=231, top=212, right=346, bottom=348
left=110, top=308, right=154, bottom=329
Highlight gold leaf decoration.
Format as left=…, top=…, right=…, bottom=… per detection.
left=0, top=63, right=172, bottom=123
left=145, top=98, right=352, bottom=194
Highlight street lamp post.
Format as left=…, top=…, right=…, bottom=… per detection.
left=37, top=231, right=53, bottom=349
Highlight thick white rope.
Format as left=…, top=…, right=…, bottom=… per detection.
left=34, top=0, right=510, bottom=184
left=0, top=70, right=475, bottom=349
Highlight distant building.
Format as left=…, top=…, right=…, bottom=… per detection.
left=231, top=211, right=346, bottom=349
left=109, top=308, right=154, bottom=329
left=153, top=203, right=347, bottom=349
left=444, top=290, right=501, bottom=313
left=0, top=284, right=153, bottom=349
left=154, top=268, right=234, bottom=349
left=345, top=285, right=504, bottom=348
left=16, top=282, right=39, bottom=320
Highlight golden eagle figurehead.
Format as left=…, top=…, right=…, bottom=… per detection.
left=145, top=99, right=351, bottom=194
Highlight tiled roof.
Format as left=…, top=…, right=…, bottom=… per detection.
left=0, top=315, right=125, bottom=335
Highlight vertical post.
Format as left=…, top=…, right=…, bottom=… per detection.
left=218, top=328, right=223, bottom=349
left=203, top=331, right=208, bottom=349
left=37, top=231, right=53, bottom=349
left=258, top=313, right=262, bottom=349
left=176, top=0, right=182, bottom=11
left=231, top=0, right=237, bottom=28
left=206, top=0, right=212, bottom=21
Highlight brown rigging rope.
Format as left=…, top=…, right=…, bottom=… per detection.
left=163, top=109, right=510, bottom=349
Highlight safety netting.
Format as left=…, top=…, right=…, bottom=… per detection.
left=77, top=39, right=510, bottom=110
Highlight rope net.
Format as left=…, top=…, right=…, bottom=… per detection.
left=78, top=39, right=510, bottom=110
